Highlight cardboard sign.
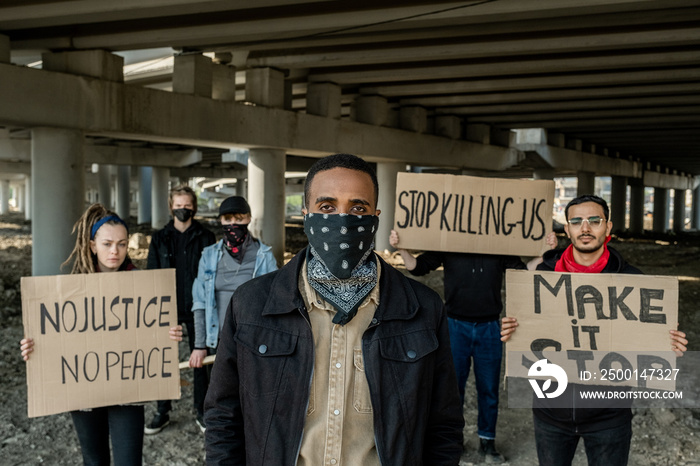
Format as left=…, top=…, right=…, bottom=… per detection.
left=21, top=269, right=180, bottom=417
left=505, top=270, right=678, bottom=389
left=393, top=172, right=554, bottom=256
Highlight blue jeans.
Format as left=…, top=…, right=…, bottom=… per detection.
left=533, top=414, right=632, bottom=466
left=71, top=405, right=144, bottom=465
left=447, top=317, right=502, bottom=439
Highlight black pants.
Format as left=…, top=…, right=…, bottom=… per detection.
left=157, top=319, right=209, bottom=417
left=72, top=405, right=144, bottom=466
left=534, top=414, right=632, bottom=466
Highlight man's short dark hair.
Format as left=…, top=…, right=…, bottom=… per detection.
left=304, top=153, right=379, bottom=208
left=565, top=194, right=609, bottom=221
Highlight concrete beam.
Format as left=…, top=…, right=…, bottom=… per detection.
left=363, top=68, right=700, bottom=97
left=517, top=143, right=641, bottom=178
left=42, top=49, right=124, bottom=83
left=311, top=52, right=700, bottom=85
left=0, top=63, right=519, bottom=171
left=399, top=83, right=700, bottom=107
left=251, top=29, right=700, bottom=69
left=0, top=161, right=30, bottom=174
left=87, top=146, right=202, bottom=167
left=170, top=167, right=247, bottom=179
left=1, top=137, right=201, bottom=169
left=643, top=171, right=695, bottom=190
left=0, top=137, right=31, bottom=161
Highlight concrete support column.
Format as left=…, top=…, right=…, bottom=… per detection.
left=0, top=179, right=9, bottom=214
left=533, top=169, right=555, bottom=180
left=653, top=188, right=669, bottom=233
left=306, top=82, right=341, bottom=119
left=577, top=171, right=595, bottom=196
left=629, top=179, right=645, bottom=235
left=245, top=68, right=285, bottom=107
left=248, top=148, right=285, bottom=265
left=465, top=124, right=490, bottom=144
left=354, top=95, right=388, bottom=126
left=212, top=64, right=237, bottom=101
left=24, top=176, right=31, bottom=221
left=693, top=185, right=700, bottom=230
left=116, top=166, right=131, bottom=221
left=138, top=167, right=152, bottom=224
left=376, top=162, right=406, bottom=253
left=31, top=128, right=85, bottom=276
left=16, top=182, right=25, bottom=212
left=98, top=165, right=112, bottom=208
left=610, top=176, right=628, bottom=233
left=173, top=53, right=213, bottom=97
left=151, top=167, right=171, bottom=229
left=673, top=189, right=686, bottom=233
left=434, top=115, right=462, bottom=139
left=235, top=177, right=247, bottom=197
left=0, top=179, right=10, bottom=214
left=399, top=106, right=428, bottom=133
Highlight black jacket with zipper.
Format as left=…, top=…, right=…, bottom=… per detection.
left=410, top=251, right=527, bottom=323
left=147, top=219, right=215, bottom=322
left=533, top=245, right=642, bottom=433
left=204, top=248, right=465, bottom=465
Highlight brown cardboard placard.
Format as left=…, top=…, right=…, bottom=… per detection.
left=393, top=172, right=554, bottom=256
left=21, top=269, right=180, bottom=417
left=505, top=270, right=678, bottom=389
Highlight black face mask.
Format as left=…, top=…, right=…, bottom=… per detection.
left=172, top=208, right=194, bottom=223
left=303, top=213, right=378, bottom=279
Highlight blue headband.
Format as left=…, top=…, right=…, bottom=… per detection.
left=90, top=215, right=128, bottom=240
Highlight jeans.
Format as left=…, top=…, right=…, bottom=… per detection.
left=71, top=405, right=144, bottom=466
left=533, top=414, right=632, bottom=466
left=447, top=317, right=502, bottom=439
left=158, top=319, right=209, bottom=417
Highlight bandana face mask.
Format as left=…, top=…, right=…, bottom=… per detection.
left=172, top=208, right=194, bottom=223
left=303, top=213, right=378, bottom=279
left=223, top=223, right=248, bottom=252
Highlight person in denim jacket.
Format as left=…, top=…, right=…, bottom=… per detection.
left=189, top=196, right=277, bottom=428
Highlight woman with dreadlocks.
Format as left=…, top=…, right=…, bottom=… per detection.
left=20, top=203, right=183, bottom=465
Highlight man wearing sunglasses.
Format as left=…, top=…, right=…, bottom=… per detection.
left=501, top=194, right=688, bottom=466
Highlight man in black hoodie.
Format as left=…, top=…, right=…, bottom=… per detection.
left=145, top=185, right=216, bottom=434
left=390, top=229, right=556, bottom=463
left=501, top=194, right=687, bottom=466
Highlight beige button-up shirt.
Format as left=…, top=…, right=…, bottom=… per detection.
left=297, top=259, right=381, bottom=466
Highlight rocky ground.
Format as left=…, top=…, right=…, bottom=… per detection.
left=0, top=211, right=698, bottom=465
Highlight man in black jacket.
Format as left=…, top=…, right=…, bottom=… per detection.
left=389, top=229, right=555, bottom=463
left=501, top=194, right=687, bottom=466
left=204, top=154, right=464, bottom=465
left=145, top=185, right=216, bottom=434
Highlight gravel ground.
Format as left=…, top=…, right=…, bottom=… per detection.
left=1, top=212, right=698, bottom=465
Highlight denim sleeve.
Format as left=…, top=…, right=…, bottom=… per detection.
left=191, top=253, right=208, bottom=312
left=193, top=309, right=206, bottom=349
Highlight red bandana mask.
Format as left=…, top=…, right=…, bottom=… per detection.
left=555, top=236, right=611, bottom=274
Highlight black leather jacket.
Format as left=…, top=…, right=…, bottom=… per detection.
left=204, top=249, right=464, bottom=465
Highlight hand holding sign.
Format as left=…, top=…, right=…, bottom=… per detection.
left=21, top=269, right=181, bottom=417
left=393, top=173, right=555, bottom=257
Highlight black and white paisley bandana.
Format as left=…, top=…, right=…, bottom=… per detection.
left=304, top=213, right=379, bottom=325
